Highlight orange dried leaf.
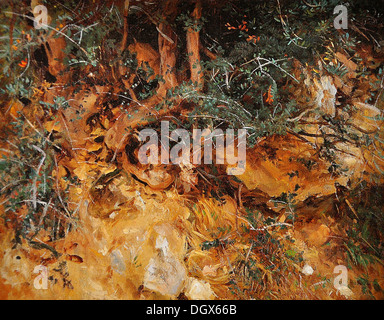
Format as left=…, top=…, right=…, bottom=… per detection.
left=18, top=58, right=28, bottom=68
left=265, top=85, right=274, bottom=104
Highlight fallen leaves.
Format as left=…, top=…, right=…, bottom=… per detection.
left=122, top=146, right=176, bottom=190
left=73, top=164, right=93, bottom=181
left=335, top=52, right=357, bottom=74
left=65, top=254, right=83, bottom=263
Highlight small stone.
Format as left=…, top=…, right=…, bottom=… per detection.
left=144, top=254, right=186, bottom=297
left=302, top=264, right=314, bottom=276
left=185, top=278, right=215, bottom=300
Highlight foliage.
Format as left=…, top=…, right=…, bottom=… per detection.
left=0, top=116, right=77, bottom=248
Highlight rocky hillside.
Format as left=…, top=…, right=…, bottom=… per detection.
left=1, top=0, right=383, bottom=300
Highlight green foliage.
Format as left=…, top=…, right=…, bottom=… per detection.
left=201, top=238, right=233, bottom=251
left=0, top=116, right=77, bottom=246
left=230, top=207, right=303, bottom=298
left=166, top=0, right=379, bottom=148
left=342, top=184, right=384, bottom=279
left=39, top=96, right=70, bottom=111
left=176, top=12, right=207, bottom=32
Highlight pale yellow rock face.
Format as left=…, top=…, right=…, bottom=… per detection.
left=235, top=136, right=349, bottom=201
left=351, top=102, right=381, bottom=133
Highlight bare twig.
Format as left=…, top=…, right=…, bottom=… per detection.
left=31, top=145, right=46, bottom=210
left=250, top=222, right=293, bottom=232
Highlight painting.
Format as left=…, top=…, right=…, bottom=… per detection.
left=0, top=0, right=383, bottom=302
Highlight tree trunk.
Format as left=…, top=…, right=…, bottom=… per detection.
left=120, top=0, right=130, bottom=52
left=186, top=0, right=203, bottom=89
left=157, top=0, right=179, bottom=94
left=105, top=0, right=181, bottom=151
